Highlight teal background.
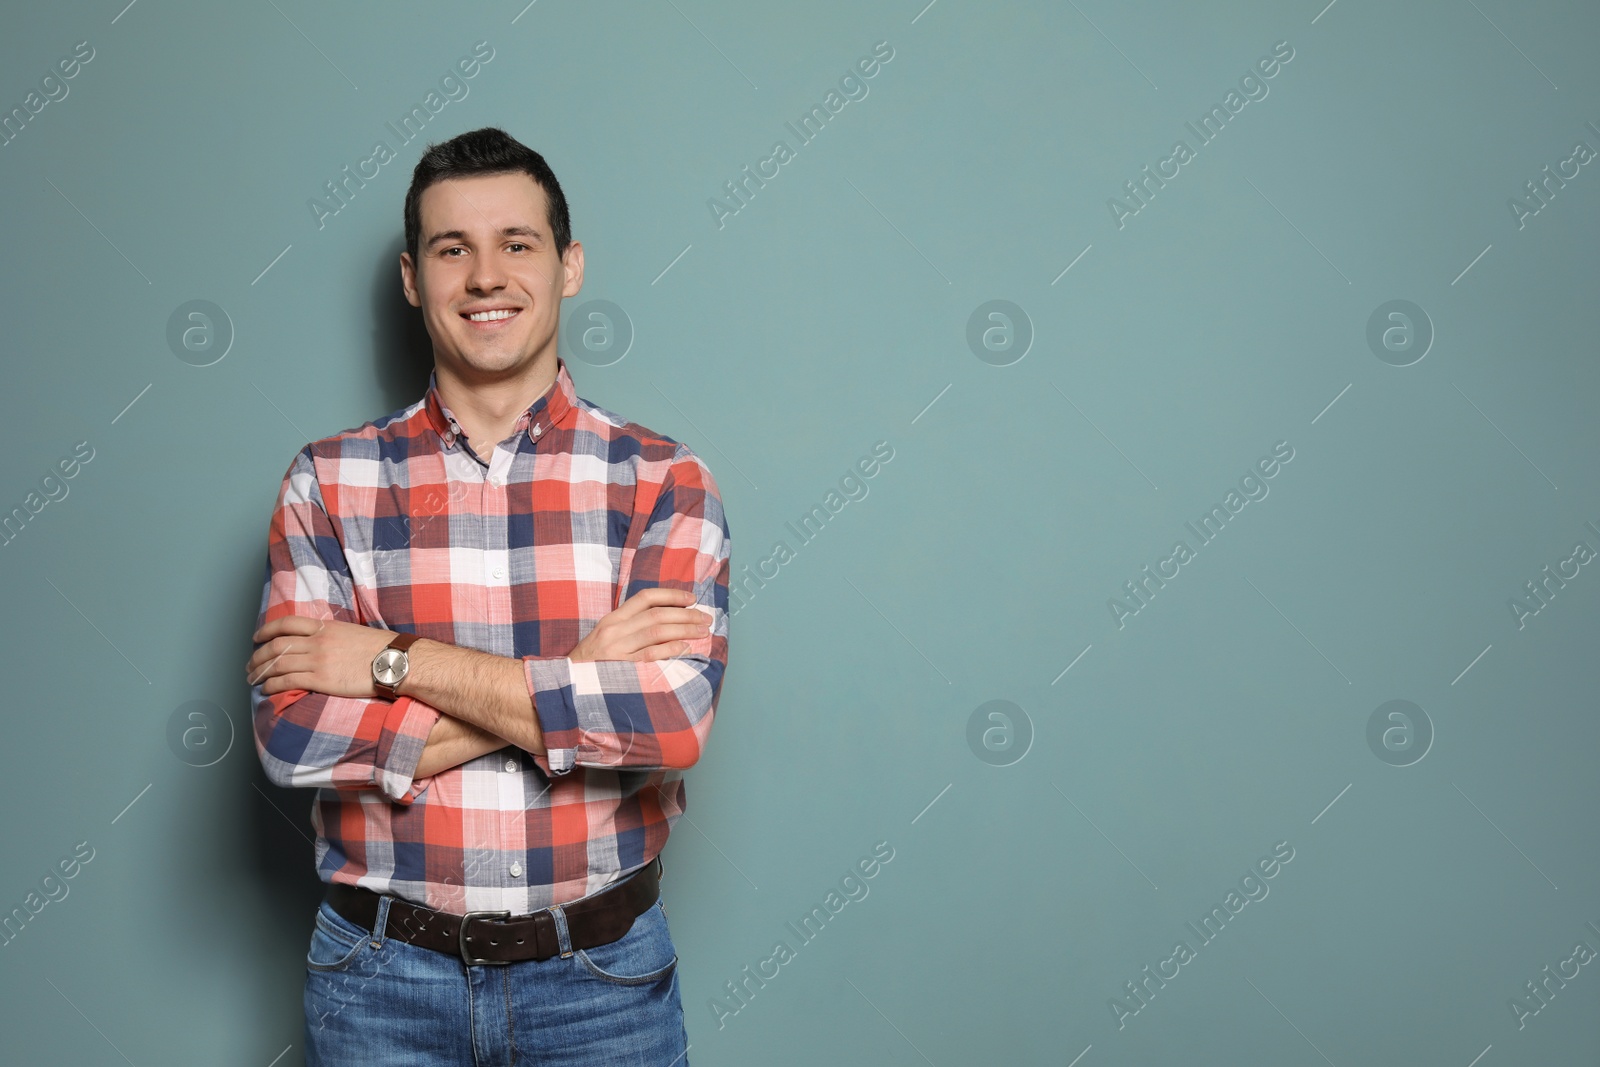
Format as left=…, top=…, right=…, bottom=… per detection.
left=2, top=1, right=1598, bottom=1063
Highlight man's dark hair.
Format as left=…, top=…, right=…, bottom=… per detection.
left=403, top=127, right=571, bottom=263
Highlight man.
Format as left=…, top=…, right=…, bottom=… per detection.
left=245, top=126, right=730, bottom=1065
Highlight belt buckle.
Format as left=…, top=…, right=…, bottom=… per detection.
left=458, top=909, right=512, bottom=966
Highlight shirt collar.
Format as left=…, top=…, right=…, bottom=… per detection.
left=423, top=356, right=578, bottom=449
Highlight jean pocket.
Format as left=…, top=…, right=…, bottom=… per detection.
left=574, top=900, right=678, bottom=985
left=306, top=901, right=374, bottom=973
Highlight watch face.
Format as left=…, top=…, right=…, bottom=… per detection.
left=374, top=649, right=406, bottom=686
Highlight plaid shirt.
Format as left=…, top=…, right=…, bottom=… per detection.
left=250, top=357, right=731, bottom=914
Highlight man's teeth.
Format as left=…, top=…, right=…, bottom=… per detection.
left=467, top=309, right=518, bottom=321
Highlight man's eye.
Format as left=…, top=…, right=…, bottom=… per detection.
left=507, top=243, right=529, bottom=253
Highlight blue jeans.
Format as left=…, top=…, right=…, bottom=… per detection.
left=303, top=887, right=690, bottom=1066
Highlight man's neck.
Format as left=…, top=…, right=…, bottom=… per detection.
left=434, top=352, right=558, bottom=456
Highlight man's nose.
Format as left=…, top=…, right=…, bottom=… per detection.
left=467, top=253, right=508, bottom=290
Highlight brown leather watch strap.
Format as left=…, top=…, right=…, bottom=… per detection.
left=388, top=631, right=422, bottom=653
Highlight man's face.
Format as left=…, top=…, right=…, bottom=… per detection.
left=400, top=171, right=583, bottom=380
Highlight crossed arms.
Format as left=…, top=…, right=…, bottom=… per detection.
left=246, top=443, right=731, bottom=804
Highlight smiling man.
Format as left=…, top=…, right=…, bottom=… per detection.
left=246, top=127, right=730, bottom=1065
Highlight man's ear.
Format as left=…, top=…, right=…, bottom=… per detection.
left=400, top=252, right=422, bottom=308
left=559, top=240, right=584, bottom=299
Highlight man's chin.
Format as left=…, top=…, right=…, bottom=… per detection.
left=440, top=345, right=545, bottom=378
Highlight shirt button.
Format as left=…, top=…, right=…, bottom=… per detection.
left=510, top=862, right=523, bottom=878
left=504, top=759, right=517, bottom=772
left=532, top=423, right=542, bottom=436
left=493, top=567, right=506, bottom=580
left=490, top=475, right=504, bottom=487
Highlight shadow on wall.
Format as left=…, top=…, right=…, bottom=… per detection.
left=369, top=234, right=439, bottom=418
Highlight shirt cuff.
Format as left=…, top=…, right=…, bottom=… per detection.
left=524, top=656, right=581, bottom=776
left=376, top=694, right=442, bottom=804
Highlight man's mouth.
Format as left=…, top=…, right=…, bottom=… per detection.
left=461, top=307, right=521, bottom=326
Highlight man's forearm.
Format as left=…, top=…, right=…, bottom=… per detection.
left=414, top=712, right=514, bottom=779
left=398, top=639, right=547, bottom=755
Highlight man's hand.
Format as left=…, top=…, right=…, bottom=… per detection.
left=570, top=588, right=712, bottom=662
left=247, top=616, right=396, bottom=699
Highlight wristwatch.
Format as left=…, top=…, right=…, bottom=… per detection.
left=371, top=632, right=422, bottom=699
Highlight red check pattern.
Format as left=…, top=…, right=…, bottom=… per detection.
left=250, top=357, right=731, bottom=913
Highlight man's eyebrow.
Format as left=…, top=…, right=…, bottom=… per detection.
left=425, top=225, right=544, bottom=249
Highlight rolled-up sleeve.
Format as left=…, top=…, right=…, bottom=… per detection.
left=525, top=447, right=731, bottom=777
left=249, top=447, right=443, bottom=804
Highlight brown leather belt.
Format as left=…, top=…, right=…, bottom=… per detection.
left=323, top=855, right=661, bottom=965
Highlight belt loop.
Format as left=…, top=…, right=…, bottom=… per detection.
left=550, top=903, right=574, bottom=958
left=371, top=895, right=393, bottom=947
